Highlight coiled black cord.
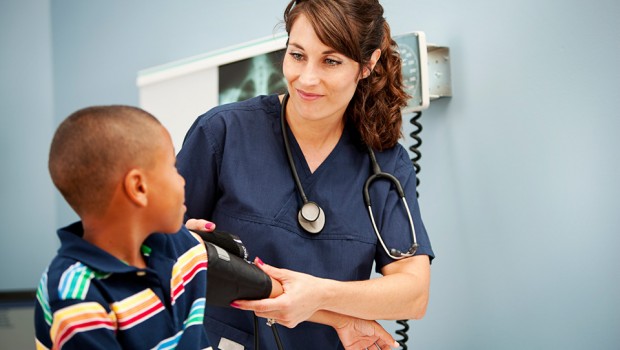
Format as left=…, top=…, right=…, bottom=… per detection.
left=409, top=111, right=423, bottom=198
left=395, top=319, right=410, bottom=349
left=396, top=110, right=423, bottom=350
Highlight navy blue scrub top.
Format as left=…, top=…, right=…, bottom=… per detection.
left=177, top=94, right=434, bottom=350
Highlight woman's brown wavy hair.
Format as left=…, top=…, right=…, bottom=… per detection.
left=284, top=0, right=409, bottom=150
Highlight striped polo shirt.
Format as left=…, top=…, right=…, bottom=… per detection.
left=34, top=221, right=210, bottom=349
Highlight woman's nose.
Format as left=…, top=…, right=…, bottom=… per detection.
left=298, top=62, right=320, bottom=86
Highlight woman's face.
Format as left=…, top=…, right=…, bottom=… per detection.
left=283, top=14, right=361, bottom=124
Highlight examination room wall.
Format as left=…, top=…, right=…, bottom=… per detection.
left=1, top=0, right=619, bottom=349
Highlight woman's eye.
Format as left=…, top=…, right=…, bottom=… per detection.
left=290, top=52, right=303, bottom=61
left=325, top=58, right=341, bottom=66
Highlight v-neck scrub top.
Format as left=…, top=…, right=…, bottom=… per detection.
left=177, top=94, right=434, bottom=350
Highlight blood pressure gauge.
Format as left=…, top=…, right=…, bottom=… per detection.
left=394, top=32, right=429, bottom=112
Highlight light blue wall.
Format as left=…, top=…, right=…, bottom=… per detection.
left=1, top=0, right=619, bottom=348
left=0, top=0, right=57, bottom=292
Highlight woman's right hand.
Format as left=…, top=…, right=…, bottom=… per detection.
left=185, top=218, right=216, bottom=233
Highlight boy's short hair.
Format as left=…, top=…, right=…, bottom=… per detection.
left=49, top=105, right=163, bottom=216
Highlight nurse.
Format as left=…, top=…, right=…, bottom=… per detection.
left=178, top=0, right=434, bottom=349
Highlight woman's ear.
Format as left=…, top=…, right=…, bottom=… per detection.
left=124, top=168, right=148, bottom=207
left=362, top=49, right=382, bottom=78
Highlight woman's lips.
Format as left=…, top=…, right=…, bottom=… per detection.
left=297, top=89, right=322, bottom=101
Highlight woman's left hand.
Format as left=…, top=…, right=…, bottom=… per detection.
left=334, top=317, right=398, bottom=350
left=231, top=257, right=325, bottom=328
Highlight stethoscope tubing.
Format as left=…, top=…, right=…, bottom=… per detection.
left=364, top=148, right=419, bottom=259
left=281, top=93, right=308, bottom=204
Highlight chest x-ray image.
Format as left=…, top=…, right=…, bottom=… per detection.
left=219, top=49, right=287, bottom=104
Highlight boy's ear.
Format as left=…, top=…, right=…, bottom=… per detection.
left=124, top=168, right=148, bottom=207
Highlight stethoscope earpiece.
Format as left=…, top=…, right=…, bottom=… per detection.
left=390, top=249, right=402, bottom=257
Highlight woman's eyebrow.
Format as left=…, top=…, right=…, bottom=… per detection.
left=288, top=42, right=338, bottom=55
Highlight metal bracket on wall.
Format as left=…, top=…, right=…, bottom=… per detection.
left=427, top=45, right=452, bottom=100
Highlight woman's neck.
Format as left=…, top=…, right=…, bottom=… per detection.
left=288, top=116, right=344, bottom=173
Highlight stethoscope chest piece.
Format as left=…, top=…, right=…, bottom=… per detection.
left=298, top=201, right=325, bottom=234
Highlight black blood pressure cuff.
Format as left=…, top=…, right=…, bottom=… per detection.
left=205, top=242, right=272, bottom=307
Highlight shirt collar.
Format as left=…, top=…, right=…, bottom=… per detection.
left=56, top=221, right=158, bottom=274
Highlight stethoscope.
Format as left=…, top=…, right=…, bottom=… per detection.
left=280, top=93, right=418, bottom=260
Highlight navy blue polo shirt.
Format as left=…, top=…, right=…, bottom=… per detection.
left=34, top=222, right=210, bottom=349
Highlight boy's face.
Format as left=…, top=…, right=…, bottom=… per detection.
left=146, top=126, right=186, bottom=233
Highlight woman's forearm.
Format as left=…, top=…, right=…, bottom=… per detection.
left=319, top=255, right=430, bottom=320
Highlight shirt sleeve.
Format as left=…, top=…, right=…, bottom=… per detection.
left=176, top=112, right=222, bottom=222
left=35, top=271, right=122, bottom=350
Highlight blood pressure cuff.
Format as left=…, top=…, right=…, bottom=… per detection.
left=205, top=242, right=272, bottom=307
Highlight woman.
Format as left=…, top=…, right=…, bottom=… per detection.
left=178, top=0, right=434, bottom=349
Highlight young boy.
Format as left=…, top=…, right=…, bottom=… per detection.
left=35, top=105, right=210, bottom=349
